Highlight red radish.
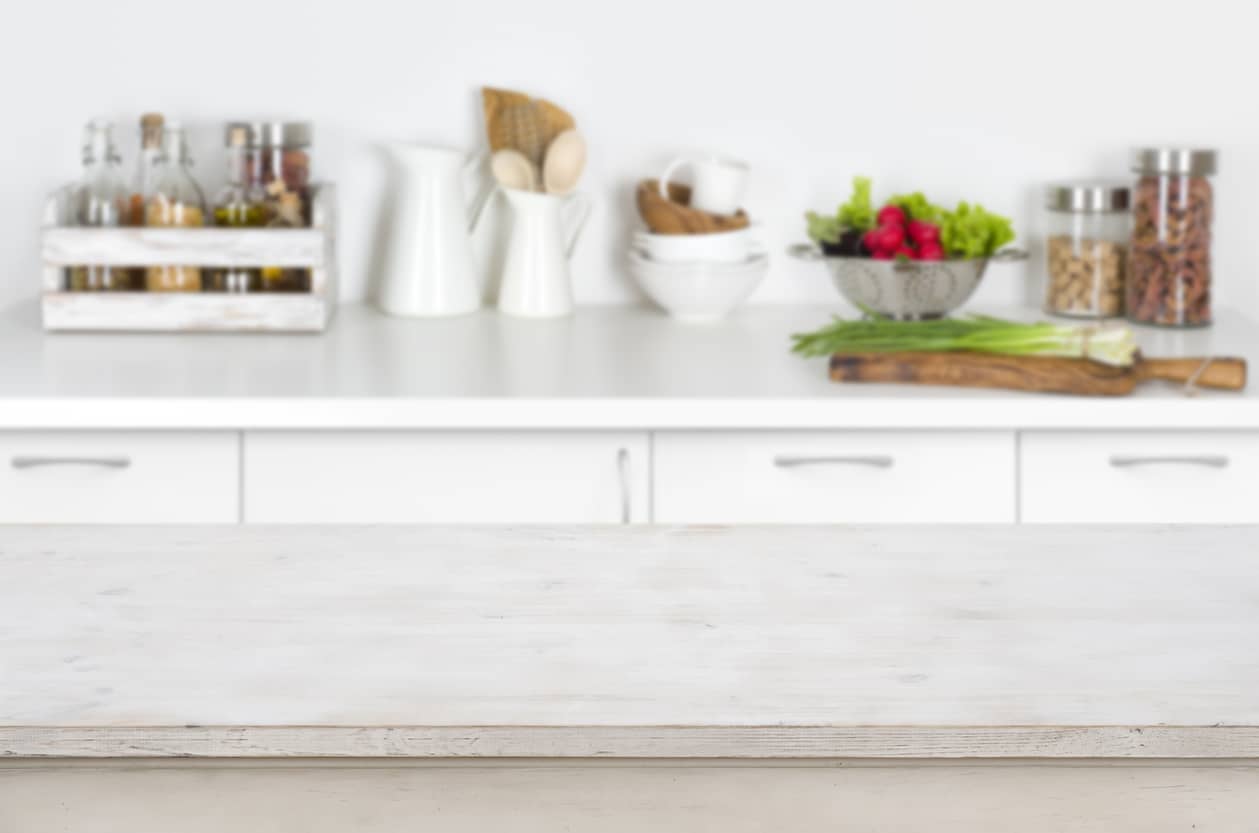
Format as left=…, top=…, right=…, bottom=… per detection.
left=877, top=205, right=907, bottom=228
left=894, top=245, right=917, bottom=261
left=917, top=243, right=946, bottom=261
left=863, top=228, right=888, bottom=253
left=871, top=249, right=894, bottom=261
left=907, top=220, right=941, bottom=245
left=880, top=223, right=906, bottom=251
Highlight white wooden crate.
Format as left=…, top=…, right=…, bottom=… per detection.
left=40, top=184, right=338, bottom=332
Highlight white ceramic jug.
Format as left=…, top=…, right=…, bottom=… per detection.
left=376, top=144, right=493, bottom=318
left=497, top=188, right=592, bottom=318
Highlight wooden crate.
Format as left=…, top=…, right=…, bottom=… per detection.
left=40, top=184, right=338, bottom=332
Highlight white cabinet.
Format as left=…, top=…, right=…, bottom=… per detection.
left=0, top=431, right=239, bottom=524
left=1021, top=431, right=1259, bottom=523
left=244, top=432, right=649, bottom=524
left=654, top=431, right=1016, bottom=524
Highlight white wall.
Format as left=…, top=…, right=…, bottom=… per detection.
left=6, top=0, right=1258, bottom=313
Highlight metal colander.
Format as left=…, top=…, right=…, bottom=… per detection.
left=789, top=244, right=1027, bottom=320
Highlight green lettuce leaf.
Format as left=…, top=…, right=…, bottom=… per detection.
left=837, top=176, right=876, bottom=231
left=886, top=192, right=945, bottom=224
left=940, top=202, right=1015, bottom=259
left=805, top=211, right=843, bottom=245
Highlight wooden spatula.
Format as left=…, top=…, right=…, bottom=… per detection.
left=828, top=352, right=1247, bottom=396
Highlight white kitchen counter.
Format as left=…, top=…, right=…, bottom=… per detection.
left=1, top=300, right=1256, bottom=429
left=3, top=524, right=1258, bottom=759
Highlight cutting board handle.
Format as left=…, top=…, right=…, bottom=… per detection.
left=1137, top=357, right=1248, bottom=391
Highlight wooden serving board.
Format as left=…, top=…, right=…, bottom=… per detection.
left=829, top=351, right=1247, bottom=396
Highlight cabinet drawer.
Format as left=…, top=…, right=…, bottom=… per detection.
left=1021, top=431, right=1259, bottom=523
left=244, top=432, right=649, bottom=523
left=654, top=431, right=1015, bottom=523
left=0, top=431, right=239, bottom=524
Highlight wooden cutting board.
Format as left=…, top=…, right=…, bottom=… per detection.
left=829, top=352, right=1248, bottom=396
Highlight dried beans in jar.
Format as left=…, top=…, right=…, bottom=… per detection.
left=1127, top=148, right=1217, bottom=327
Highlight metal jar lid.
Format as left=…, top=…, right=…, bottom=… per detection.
left=1131, top=147, right=1217, bottom=176
left=1046, top=181, right=1131, bottom=213
left=244, top=121, right=312, bottom=148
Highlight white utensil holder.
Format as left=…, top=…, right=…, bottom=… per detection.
left=39, top=184, right=338, bottom=332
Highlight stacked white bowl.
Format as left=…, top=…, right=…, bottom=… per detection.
left=628, top=226, right=769, bottom=323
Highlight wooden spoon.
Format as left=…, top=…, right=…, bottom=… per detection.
left=491, top=149, right=539, bottom=192
left=542, top=129, right=586, bottom=195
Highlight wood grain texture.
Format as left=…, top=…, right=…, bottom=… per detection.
left=41, top=292, right=330, bottom=332
left=5, top=726, right=1259, bottom=760
left=41, top=227, right=327, bottom=268
left=3, top=761, right=1259, bottom=833
left=2, top=525, right=1259, bottom=759
left=830, top=351, right=1248, bottom=395
left=636, top=179, right=750, bottom=234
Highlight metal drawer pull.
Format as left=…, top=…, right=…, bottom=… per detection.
left=11, top=456, right=131, bottom=470
left=773, top=455, right=894, bottom=469
left=1109, top=455, right=1229, bottom=469
left=617, top=448, right=632, bottom=525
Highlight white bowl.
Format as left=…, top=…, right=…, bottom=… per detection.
left=628, top=250, right=768, bottom=323
left=633, top=225, right=764, bottom=264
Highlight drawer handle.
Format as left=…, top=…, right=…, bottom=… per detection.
left=1109, top=455, right=1229, bottom=470
left=11, top=456, right=132, bottom=470
left=773, top=455, right=894, bottom=469
left=617, top=448, right=632, bottom=525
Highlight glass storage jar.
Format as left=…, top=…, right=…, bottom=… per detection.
left=1044, top=182, right=1130, bottom=318
left=248, top=121, right=312, bottom=292
left=1127, top=148, right=1217, bottom=328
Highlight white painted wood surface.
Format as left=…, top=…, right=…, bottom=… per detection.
left=41, top=228, right=327, bottom=267
left=244, top=432, right=649, bottom=524
left=2, top=302, right=1256, bottom=429
left=39, top=185, right=336, bottom=332
left=2, top=525, right=1259, bottom=759
left=3, top=761, right=1259, bottom=833
left=654, top=431, right=1017, bottom=523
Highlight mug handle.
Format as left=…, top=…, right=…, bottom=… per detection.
left=464, top=151, right=494, bottom=234
left=658, top=156, right=695, bottom=202
left=563, top=193, right=593, bottom=259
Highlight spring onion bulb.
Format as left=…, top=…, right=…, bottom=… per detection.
left=791, top=314, right=1139, bottom=367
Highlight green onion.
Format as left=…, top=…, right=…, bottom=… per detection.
left=791, top=314, right=1138, bottom=367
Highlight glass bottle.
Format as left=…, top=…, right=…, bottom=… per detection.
left=145, top=122, right=207, bottom=292
left=128, top=113, right=164, bottom=225
left=252, top=121, right=313, bottom=292
left=208, top=124, right=265, bottom=292
left=69, top=119, right=130, bottom=292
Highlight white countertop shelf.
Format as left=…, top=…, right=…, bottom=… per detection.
left=2, top=524, right=1258, bottom=759
left=0, top=300, right=1256, bottom=429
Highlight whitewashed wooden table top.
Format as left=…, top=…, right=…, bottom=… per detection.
left=2, top=525, right=1258, bottom=759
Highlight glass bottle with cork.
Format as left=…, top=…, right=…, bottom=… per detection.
left=144, top=122, right=207, bottom=292
left=69, top=118, right=130, bottom=291
left=208, top=123, right=266, bottom=292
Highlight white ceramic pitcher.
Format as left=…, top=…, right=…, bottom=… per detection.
left=497, top=188, right=592, bottom=318
left=376, top=144, right=493, bottom=318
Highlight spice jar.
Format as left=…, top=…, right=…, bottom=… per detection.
left=249, top=121, right=312, bottom=292
left=1127, top=148, right=1217, bottom=328
left=145, top=122, right=207, bottom=292
left=1045, top=182, right=1130, bottom=318
left=209, top=123, right=267, bottom=293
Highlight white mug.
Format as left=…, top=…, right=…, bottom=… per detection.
left=658, top=154, right=749, bottom=216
